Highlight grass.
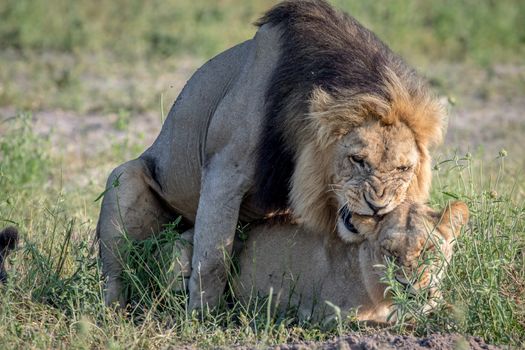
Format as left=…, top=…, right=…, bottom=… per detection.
left=384, top=153, right=525, bottom=343
left=0, top=0, right=523, bottom=63
left=0, top=1, right=524, bottom=114
left=0, top=113, right=524, bottom=348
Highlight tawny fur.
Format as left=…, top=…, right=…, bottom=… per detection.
left=162, top=201, right=468, bottom=322
left=255, top=0, right=446, bottom=235
left=234, top=201, right=469, bottom=322
left=291, top=68, right=446, bottom=233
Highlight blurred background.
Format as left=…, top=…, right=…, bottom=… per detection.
left=1, top=0, right=524, bottom=62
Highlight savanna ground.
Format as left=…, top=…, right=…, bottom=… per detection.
left=0, top=1, right=524, bottom=349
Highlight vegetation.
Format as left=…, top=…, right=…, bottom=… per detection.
left=0, top=0, right=524, bottom=63
left=1, top=0, right=524, bottom=114
left=0, top=0, right=524, bottom=348
left=0, top=113, right=523, bottom=348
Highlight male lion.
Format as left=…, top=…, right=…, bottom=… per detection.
left=97, top=0, right=445, bottom=309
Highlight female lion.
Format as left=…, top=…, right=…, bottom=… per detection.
left=165, top=201, right=468, bottom=322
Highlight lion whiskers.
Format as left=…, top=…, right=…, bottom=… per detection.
left=327, top=183, right=343, bottom=194
left=337, top=200, right=351, bottom=215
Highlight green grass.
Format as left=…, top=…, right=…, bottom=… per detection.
left=0, top=113, right=50, bottom=193
left=384, top=153, right=525, bottom=344
left=0, top=0, right=523, bottom=63
left=1, top=1, right=523, bottom=114
left=0, top=113, right=524, bottom=348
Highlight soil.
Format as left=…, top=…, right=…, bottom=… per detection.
left=258, top=333, right=502, bottom=350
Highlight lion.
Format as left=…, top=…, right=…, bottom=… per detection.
left=162, top=201, right=468, bottom=322
left=97, top=0, right=445, bottom=309
left=0, top=226, right=19, bottom=284
left=233, top=201, right=469, bottom=322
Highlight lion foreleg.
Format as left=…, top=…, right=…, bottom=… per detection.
left=188, top=160, right=250, bottom=311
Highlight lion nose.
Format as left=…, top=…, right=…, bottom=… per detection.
left=364, top=195, right=387, bottom=214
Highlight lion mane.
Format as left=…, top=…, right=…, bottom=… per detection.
left=254, top=0, right=445, bottom=231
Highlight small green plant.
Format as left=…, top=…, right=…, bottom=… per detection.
left=119, top=217, right=190, bottom=314
left=114, top=109, right=130, bottom=132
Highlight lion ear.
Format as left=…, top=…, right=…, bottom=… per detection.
left=437, top=201, right=469, bottom=241
left=308, top=88, right=356, bottom=148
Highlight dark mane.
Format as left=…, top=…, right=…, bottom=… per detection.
left=253, top=0, right=408, bottom=212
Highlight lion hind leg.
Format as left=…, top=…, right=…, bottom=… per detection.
left=97, top=158, right=174, bottom=308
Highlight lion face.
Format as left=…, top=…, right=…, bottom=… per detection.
left=352, top=201, right=469, bottom=295
left=291, top=71, right=444, bottom=234
left=332, top=120, right=419, bottom=236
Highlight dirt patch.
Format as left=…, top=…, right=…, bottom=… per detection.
left=445, top=102, right=525, bottom=158
left=0, top=107, right=163, bottom=189
left=242, top=333, right=501, bottom=350
left=0, top=107, right=160, bottom=155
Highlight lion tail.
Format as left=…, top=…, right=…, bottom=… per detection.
left=0, top=226, right=18, bottom=284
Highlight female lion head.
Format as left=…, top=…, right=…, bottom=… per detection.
left=352, top=200, right=469, bottom=300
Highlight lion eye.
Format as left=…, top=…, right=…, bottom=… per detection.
left=397, top=165, right=410, bottom=172
left=350, top=155, right=365, bottom=166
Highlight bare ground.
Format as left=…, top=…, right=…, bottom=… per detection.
left=2, top=62, right=524, bottom=166
left=256, top=333, right=500, bottom=350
